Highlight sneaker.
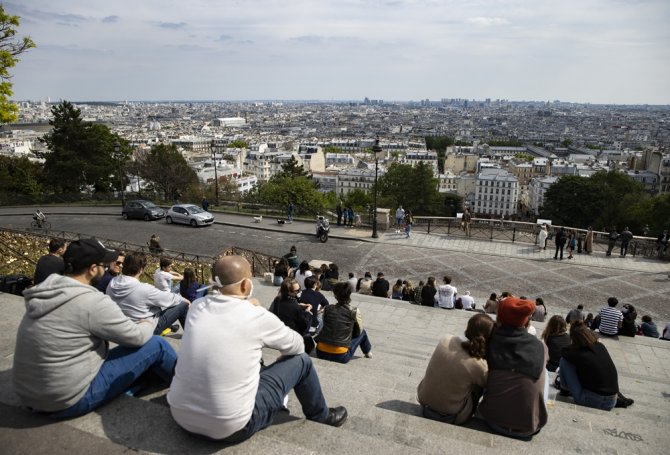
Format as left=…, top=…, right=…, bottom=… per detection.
left=364, top=351, right=372, bottom=359
left=322, top=406, right=348, bottom=427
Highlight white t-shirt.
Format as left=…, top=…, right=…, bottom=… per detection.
left=460, top=294, right=475, bottom=310
left=154, top=268, right=173, bottom=291
left=662, top=322, right=670, bottom=340
left=436, top=284, right=457, bottom=309
left=294, top=270, right=312, bottom=290
left=167, top=293, right=304, bottom=439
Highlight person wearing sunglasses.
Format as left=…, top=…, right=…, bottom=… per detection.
left=94, top=250, right=125, bottom=293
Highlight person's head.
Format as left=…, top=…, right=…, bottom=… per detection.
left=183, top=268, right=196, bottom=286
left=500, top=291, right=511, bottom=299
left=332, top=281, right=352, bottom=305
left=289, top=245, right=297, bottom=255
left=541, top=315, right=568, bottom=341
left=395, top=279, right=403, bottom=287
left=377, top=272, right=384, bottom=279
left=62, top=239, right=118, bottom=286
left=280, top=278, right=300, bottom=300
left=418, top=280, right=424, bottom=286
left=489, top=292, right=497, bottom=301
left=329, top=263, right=338, bottom=273
left=607, top=297, right=619, bottom=307
left=535, top=297, right=545, bottom=307
left=405, top=280, right=413, bottom=290
left=642, top=315, right=653, bottom=324
left=577, top=304, right=584, bottom=310
left=48, top=238, right=66, bottom=255
left=585, top=312, right=594, bottom=321
left=348, top=272, right=354, bottom=279
left=211, top=255, right=254, bottom=299
left=151, top=233, right=159, bottom=241
left=122, top=252, right=148, bottom=276
left=461, top=313, right=495, bottom=359
left=299, top=260, right=310, bottom=273
left=108, top=250, right=125, bottom=276
left=569, top=320, right=598, bottom=349
left=159, top=257, right=172, bottom=271
left=427, top=276, right=435, bottom=287
left=320, top=263, right=329, bottom=274
left=304, top=275, right=318, bottom=290
left=443, top=276, right=451, bottom=284
left=496, top=297, right=536, bottom=328
left=364, top=271, right=372, bottom=279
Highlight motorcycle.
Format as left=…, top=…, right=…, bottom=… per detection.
left=316, top=215, right=330, bottom=243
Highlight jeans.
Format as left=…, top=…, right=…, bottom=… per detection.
left=316, top=330, right=372, bottom=364
left=606, top=240, right=616, bottom=255
left=559, top=358, right=617, bottom=411
left=219, top=353, right=329, bottom=444
left=154, top=302, right=189, bottom=334
left=620, top=241, right=630, bottom=257
left=51, top=336, right=177, bottom=418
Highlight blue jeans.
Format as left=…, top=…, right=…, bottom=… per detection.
left=51, top=336, right=177, bottom=419
left=154, top=302, right=189, bottom=334
left=316, top=330, right=372, bottom=364
left=219, top=353, right=329, bottom=444
left=559, top=358, right=617, bottom=411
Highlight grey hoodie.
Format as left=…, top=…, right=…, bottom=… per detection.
left=13, top=274, right=153, bottom=412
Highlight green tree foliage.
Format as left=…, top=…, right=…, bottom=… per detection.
left=425, top=136, right=454, bottom=173
left=378, top=162, right=443, bottom=215
left=0, top=155, right=42, bottom=203
left=228, top=139, right=249, bottom=149
left=443, top=192, right=464, bottom=217
left=137, top=144, right=199, bottom=201
left=253, top=174, right=325, bottom=215
left=278, top=155, right=310, bottom=179
left=323, top=145, right=342, bottom=155
left=540, top=171, right=646, bottom=230
left=514, top=152, right=534, bottom=162
left=42, top=101, right=128, bottom=194
left=0, top=5, right=35, bottom=123
left=343, top=189, right=372, bottom=213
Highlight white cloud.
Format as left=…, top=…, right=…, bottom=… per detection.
left=465, top=17, right=510, bottom=27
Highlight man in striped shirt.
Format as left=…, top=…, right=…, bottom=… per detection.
left=598, top=297, right=623, bottom=336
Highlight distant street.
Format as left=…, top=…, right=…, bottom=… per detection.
left=1, top=209, right=669, bottom=322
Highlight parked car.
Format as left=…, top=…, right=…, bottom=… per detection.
left=122, top=200, right=166, bottom=221
left=166, top=204, right=214, bottom=227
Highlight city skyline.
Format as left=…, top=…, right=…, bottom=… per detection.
left=9, top=0, right=670, bottom=105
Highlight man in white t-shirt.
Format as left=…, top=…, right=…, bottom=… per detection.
left=436, top=276, right=457, bottom=309
left=460, top=291, right=475, bottom=310
left=167, top=255, right=347, bottom=443
left=153, top=258, right=183, bottom=291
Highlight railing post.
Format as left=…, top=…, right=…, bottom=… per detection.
left=490, top=222, right=494, bottom=240
left=447, top=219, right=451, bottom=235
left=427, top=220, right=431, bottom=234
left=512, top=227, right=516, bottom=242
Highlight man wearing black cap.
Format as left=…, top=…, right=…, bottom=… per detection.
left=13, top=239, right=177, bottom=418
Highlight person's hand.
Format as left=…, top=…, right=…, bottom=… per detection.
left=299, top=303, right=312, bottom=313
left=183, top=299, right=191, bottom=307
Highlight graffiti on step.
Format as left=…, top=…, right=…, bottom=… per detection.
left=603, top=428, right=643, bottom=442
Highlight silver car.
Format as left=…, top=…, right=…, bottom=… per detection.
left=166, top=204, right=214, bottom=227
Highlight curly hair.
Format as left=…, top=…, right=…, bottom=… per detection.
left=461, top=313, right=495, bottom=359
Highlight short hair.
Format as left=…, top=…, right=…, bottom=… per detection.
left=443, top=276, right=451, bottom=284
left=290, top=245, right=297, bottom=253
left=489, top=292, right=497, bottom=300
left=159, top=258, right=172, bottom=269
left=304, top=275, right=317, bottom=289
left=577, top=304, right=584, bottom=309
left=332, top=281, right=352, bottom=305
left=569, top=320, right=598, bottom=349
left=642, top=315, right=652, bottom=323
left=607, top=297, right=618, bottom=307
left=364, top=271, right=372, bottom=278
left=427, top=276, right=435, bottom=287
left=123, top=252, right=147, bottom=276
left=348, top=272, right=354, bottom=279
left=48, top=238, right=66, bottom=253
left=535, top=297, right=544, bottom=306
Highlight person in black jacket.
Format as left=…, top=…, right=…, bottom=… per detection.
left=33, top=238, right=66, bottom=285
left=299, top=276, right=330, bottom=334
left=559, top=320, right=633, bottom=410
left=270, top=278, right=314, bottom=353
left=421, top=276, right=437, bottom=307
left=371, top=272, right=390, bottom=298
left=553, top=227, right=567, bottom=260
left=315, top=282, right=372, bottom=363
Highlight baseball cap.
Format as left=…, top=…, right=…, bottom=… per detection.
left=63, top=239, right=119, bottom=272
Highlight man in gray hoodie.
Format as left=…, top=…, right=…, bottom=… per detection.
left=13, top=239, right=177, bottom=418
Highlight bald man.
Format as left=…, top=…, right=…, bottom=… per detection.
left=167, top=255, right=347, bottom=443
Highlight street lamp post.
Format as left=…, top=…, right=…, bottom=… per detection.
left=211, top=139, right=220, bottom=206
left=371, top=137, right=383, bottom=239
left=113, top=141, right=125, bottom=206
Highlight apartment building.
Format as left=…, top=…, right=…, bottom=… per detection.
left=528, top=176, right=559, bottom=215
left=336, top=168, right=379, bottom=196
left=473, top=169, right=519, bottom=217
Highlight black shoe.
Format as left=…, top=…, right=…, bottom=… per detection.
left=170, top=324, right=180, bottom=333
left=559, top=388, right=571, bottom=397
left=322, top=406, right=348, bottom=427
left=616, top=392, right=634, bottom=408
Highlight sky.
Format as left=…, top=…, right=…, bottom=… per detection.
left=7, top=0, right=670, bottom=104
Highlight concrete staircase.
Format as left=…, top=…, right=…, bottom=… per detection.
left=1, top=280, right=669, bottom=454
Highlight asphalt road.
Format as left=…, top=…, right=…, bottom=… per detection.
left=2, top=209, right=669, bottom=322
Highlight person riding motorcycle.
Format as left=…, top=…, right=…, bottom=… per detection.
left=316, top=215, right=330, bottom=242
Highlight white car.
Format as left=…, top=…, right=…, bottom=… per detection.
left=166, top=204, right=214, bottom=227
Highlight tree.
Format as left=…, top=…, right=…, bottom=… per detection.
left=0, top=155, right=42, bottom=203
left=377, top=162, right=442, bottom=215
left=343, top=189, right=371, bottom=213
left=278, top=155, right=309, bottom=179
left=41, top=101, right=128, bottom=194
left=0, top=5, right=35, bottom=123
left=137, top=144, right=199, bottom=201
left=253, top=174, right=325, bottom=215
left=228, top=139, right=249, bottom=149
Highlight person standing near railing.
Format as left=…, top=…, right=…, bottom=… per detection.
left=462, top=208, right=472, bottom=237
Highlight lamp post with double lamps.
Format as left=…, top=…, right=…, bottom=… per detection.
left=210, top=139, right=220, bottom=206
left=113, top=141, right=125, bottom=206
left=371, top=137, right=384, bottom=239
